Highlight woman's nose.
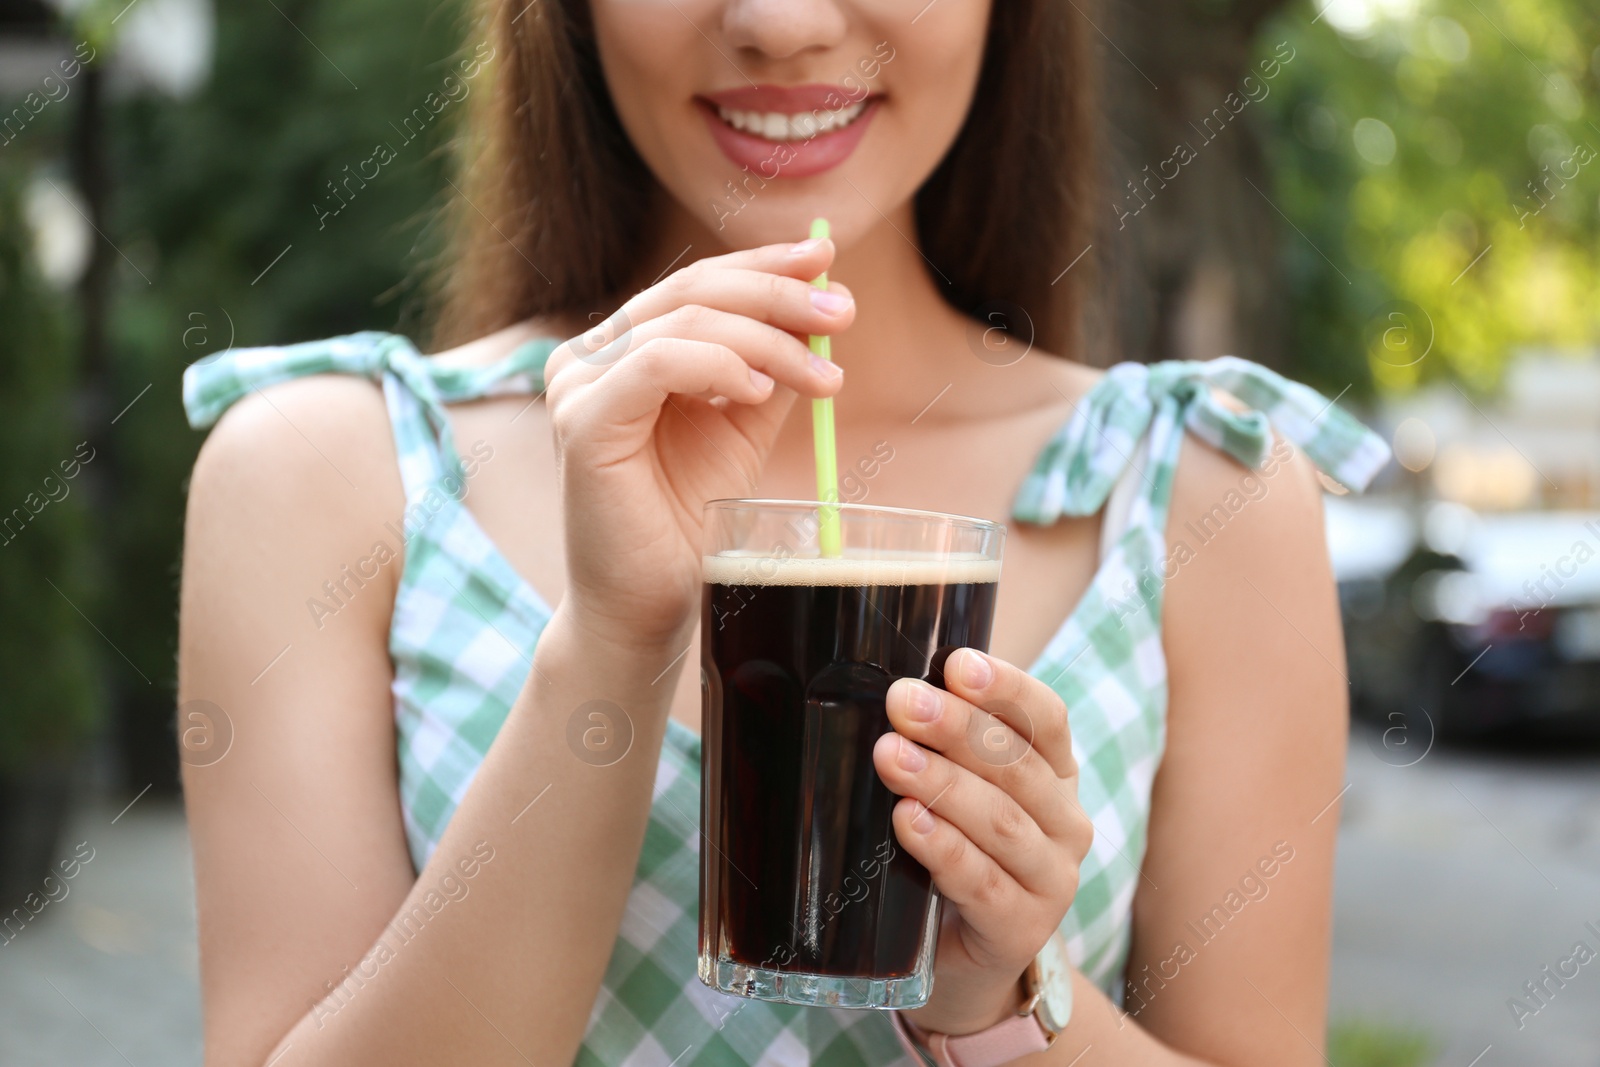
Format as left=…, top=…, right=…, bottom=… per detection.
left=719, top=0, right=850, bottom=62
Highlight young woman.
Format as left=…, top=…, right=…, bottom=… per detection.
left=178, top=2, right=1389, bottom=1065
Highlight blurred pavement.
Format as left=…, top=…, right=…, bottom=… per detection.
left=0, top=797, right=201, bottom=1066
left=1333, top=724, right=1600, bottom=1065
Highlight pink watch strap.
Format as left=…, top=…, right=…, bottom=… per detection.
left=891, top=1012, right=1050, bottom=1067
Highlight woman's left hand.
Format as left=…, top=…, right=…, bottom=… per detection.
left=873, top=646, right=1095, bottom=1035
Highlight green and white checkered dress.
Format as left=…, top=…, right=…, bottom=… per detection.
left=184, top=335, right=1390, bottom=1065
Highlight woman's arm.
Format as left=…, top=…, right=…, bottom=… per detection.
left=181, top=238, right=852, bottom=1066
left=881, top=431, right=1344, bottom=1067
left=180, top=376, right=691, bottom=1067
left=1044, top=433, right=1345, bottom=1066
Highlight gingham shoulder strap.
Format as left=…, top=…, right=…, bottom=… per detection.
left=1012, top=356, right=1392, bottom=529
left=182, top=331, right=558, bottom=492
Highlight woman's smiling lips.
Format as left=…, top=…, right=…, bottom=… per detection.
left=697, top=84, right=882, bottom=179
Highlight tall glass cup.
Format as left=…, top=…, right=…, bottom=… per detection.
left=698, top=500, right=1005, bottom=1009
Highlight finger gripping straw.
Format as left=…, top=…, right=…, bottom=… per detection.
left=807, top=217, right=843, bottom=558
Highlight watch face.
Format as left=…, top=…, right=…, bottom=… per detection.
left=1034, top=932, right=1074, bottom=1033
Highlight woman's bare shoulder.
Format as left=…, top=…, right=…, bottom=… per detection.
left=1164, top=421, right=1328, bottom=578
left=185, top=373, right=408, bottom=631
left=1156, top=390, right=1342, bottom=745
left=192, top=373, right=401, bottom=512
left=1159, top=417, right=1341, bottom=747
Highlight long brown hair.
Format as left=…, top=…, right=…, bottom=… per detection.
left=430, top=1, right=1097, bottom=360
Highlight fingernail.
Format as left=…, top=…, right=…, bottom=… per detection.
left=789, top=237, right=823, bottom=255
left=896, top=735, right=927, bottom=772
left=749, top=367, right=774, bottom=391
left=810, top=353, right=843, bottom=380
left=809, top=288, right=852, bottom=314
left=960, top=649, right=993, bottom=689
left=904, top=681, right=941, bottom=722
left=911, top=804, right=936, bottom=834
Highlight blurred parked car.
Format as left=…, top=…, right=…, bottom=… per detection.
left=1327, top=497, right=1600, bottom=741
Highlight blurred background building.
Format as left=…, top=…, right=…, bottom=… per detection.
left=1, top=0, right=1598, bottom=1063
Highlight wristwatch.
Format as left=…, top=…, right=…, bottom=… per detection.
left=892, top=932, right=1073, bottom=1067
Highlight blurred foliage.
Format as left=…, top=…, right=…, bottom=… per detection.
left=0, top=171, right=101, bottom=776
left=107, top=1, right=467, bottom=652
left=97, top=0, right=476, bottom=787
left=111, top=0, right=475, bottom=348
left=2, top=0, right=474, bottom=784
left=1258, top=0, right=1600, bottom=397
left=1327, top=1019, right=1435, bottom=1066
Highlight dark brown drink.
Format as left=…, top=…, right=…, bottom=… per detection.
left=699, top=553, right=1000, bottom=1006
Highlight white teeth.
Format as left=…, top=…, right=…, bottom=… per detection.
left=714, top=99, right=868, bottom=142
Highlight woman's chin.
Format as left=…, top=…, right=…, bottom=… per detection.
left=688, top=195, right=883, bottom=252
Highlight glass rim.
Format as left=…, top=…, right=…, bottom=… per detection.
left=703, top=497, right=1004, bottom=533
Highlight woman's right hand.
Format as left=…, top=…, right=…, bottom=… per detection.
left=543, top=237, right=852, bottom=647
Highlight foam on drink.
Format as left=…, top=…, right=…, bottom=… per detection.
left=703, top=551, right=1001, bottom=588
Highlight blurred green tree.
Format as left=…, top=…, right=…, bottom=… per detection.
left=1258, top=0, right=1600, bottom=396
left=0, top=169, right=99, bottom=773
left=100, top=0, right=474, bottom=790
left=0, top=165, right=101, bottom=906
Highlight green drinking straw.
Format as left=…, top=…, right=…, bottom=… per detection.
left=807, top=217, right=843, bottom=558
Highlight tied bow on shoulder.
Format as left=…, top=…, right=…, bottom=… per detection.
left=1012, top=356, right=1393, bottom=526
